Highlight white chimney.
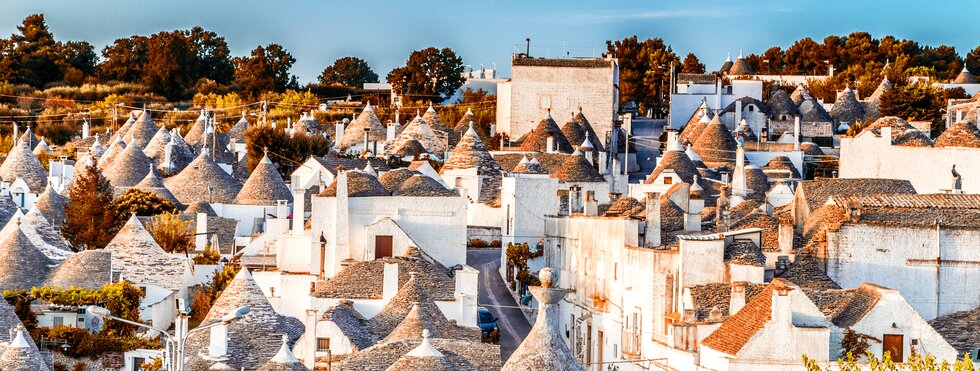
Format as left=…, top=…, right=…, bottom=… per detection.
left=584, top=191, right=598, bottom=216
left=292, top=187, right=305, bottom=235
left=82, top=120, right=90, bottom=139
left=793, top=115, right=801, bottom=151
left=386, top=122, right=396, bottom=142
left=881, top=126, right=893, bottom=144
left=778, top=217, right=794, bottom=255
left=956, top=110, right=963, bottom=122
left=731, top=143, right=747, bottom=203
left=730, top=282, right=747, bottom=315
left=734, top=100, right=742, bottom=129
left=489, top=122, right=497, bottom=138
left=771, top=286, right=793, bottom=326
left=645, top=192, right=662, bottom=247
left=546, top=135, right=555, bottom=153
left=195, top=213, right=208, bottom=251
left=335, top=121, right=345, bottom=143
left=208, top=323, right=229, bottom=357
left=382, top=264, right=400, bottom=303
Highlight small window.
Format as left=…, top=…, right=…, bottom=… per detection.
left=53, top=316, right=63, bottom=327
left=748, top=105, right=754, bottom=112
left=663, top=176, right=672, bottom=184
left=317, top=338, right=331, bottom=352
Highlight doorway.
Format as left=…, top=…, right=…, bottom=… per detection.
left=375, top=235, right=393, bottom=259
left=883, top=334, right=904, bottom=363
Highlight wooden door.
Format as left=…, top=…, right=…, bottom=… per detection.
left=883, top=334, right=903, bottom=363
left=375, top=236, right=393, bottom=259
left=585, top=324, right=592, bottom=366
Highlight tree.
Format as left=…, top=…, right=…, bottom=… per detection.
left=7, top=14, right=62, bottom=87
left=233, top=43, right=297, bottom=97
left=191, top=260, right=241, bottom=322
left=965, top=45, right=980, bottom=76
left=879, top=83, right=944, bottom=136
left=243, top=125, right=332, bottom=177
left=99, top=36, right=150, bottom=82
left=148, top=211, right=193, bottom=254
left=112, top=189, right=177, bottom=217
left=319, top=56, right=378, bottom=87
left=680, top=53, right=704, bottom=74
left=185, top=26, right=234, bottom=85
left=143, top=31, right=194, bottom=99
left=605, top=36, right=679, bottom=110
left=59, top=41, right=97, bottom=84
left=387, top=47, right=465, bottom=102
left=62, top=165, right=122, bottom=250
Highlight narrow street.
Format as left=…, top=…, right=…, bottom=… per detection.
left=630, top=118, right=666, bottom=182
left=467, top=248, right=532, bottom=362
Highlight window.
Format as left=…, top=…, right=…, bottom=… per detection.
left=663, top=176, right=672, bottom=184
left=748, top=105, right=754, bottom=112
left=317, top=338, right=331, bottom=352
left=132, top=357, right=145, bottom=371
left=53, top=316, right=63, bottom=327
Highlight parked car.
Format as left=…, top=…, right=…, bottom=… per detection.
left=477, top=307, right=498, bottom=342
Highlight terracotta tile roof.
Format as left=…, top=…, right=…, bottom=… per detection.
left=929, top=305, right=980, bottom=354
left=935, top=121, right=980, bottom=148
left=701, top=279, right=791, bottom=356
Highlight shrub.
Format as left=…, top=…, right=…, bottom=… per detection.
left=112, top=188, right=178, bottom=217
left=190, top=259, right=241, bottom=322
left=148, top=212, right=194, bottom=254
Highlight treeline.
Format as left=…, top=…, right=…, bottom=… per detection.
left=610, top=33, right=980, bottom=108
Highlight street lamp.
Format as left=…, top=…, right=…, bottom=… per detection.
left=87, top=305, right=250, bottom=371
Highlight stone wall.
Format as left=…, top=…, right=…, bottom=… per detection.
left=839, top=132, right=980, bottom=194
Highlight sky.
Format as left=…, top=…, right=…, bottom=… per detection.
left=2, top=0, right=979, bottom=85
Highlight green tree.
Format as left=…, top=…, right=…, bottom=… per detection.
left=99, top=36, right=150, bottom=82
left=605, top=36, right=679, bottom=109
left=319, top=56, right=379, bottom=87
left=243, top=125, right=332, bottom=177
left=879, top=83, right=944, bottom=136
left=185, top=26, right=234, bottom=85
left=965, top=45, right=980, bottom=76
left=59, top=40, right=97, bottom=84
left=386, top=47, right=465, bottom=102
left=233, top=43, right=297, bottom=97
left=7, top=14, right=62, bottom=87
left=680, top=53, right=704, bottom=74
left=112, top=188, right=177, bottom=217
left=62, top=165, right=122, bottom=250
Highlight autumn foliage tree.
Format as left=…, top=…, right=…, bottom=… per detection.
left=62, top=165, right=122, bottom=250
left=681, top=53, right=705, bottom=74
left=233, top=43, right=297, bottom=97
left=191, top=260, right=241, bottom=322
left=243, top=125, right=332, bottom=177
left=879, top=83, right=945, bottom=136
left=112, top=188, right=177, bottom=217
left=148, top=211, right=194, bottom=254
left=387, top=47, right=465, bottom=102
left=605, top=36, right=680, bottom=111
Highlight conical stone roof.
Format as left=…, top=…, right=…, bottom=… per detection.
left=20, top=209, right=72, bottom=260
left=33, top=184, right=67, bottom=230
left=0, top=325, right=50, bottom=371
left=554, top=152, right=604, bottom=183
left=393, top=175, right=457, bottom=197
left=869, top=76, right=892, bottom=102
left=17, top=127, right=38, bottom=151
left=0, top=192, right=18, bottom=227
left=89, top=134, right=106, bottom=160
left=830, top=88, right=865, bottom=124
left=442, top=126, right=502, bottom=175
left=767, top=89, right=799, bottom=118
left=502, top=268, right=583, bottom=371
left=0, top=139, right=48, bottom=192
left=392, top=139, right=428, bottom=158
left=164, top=151, right=243, bottom=204
left=98, top=135, right=127, bottom=169
left=103, top=140, right=152, bottom=187
left=104, top=214, right=188, bottom=291
left=519, top=112, right=574, bottom=153
left=646, top=141, right=699, bottom=184
left=184, top=111, right=209, bottom=148
left=953, top=66, right=976, bottom=84
left=124, top=110, right=158, bottom=148
left=116, top=112, right=137, bottom=138
left=692, top=115, right=738, bottom=167
left=236, top=150, right=292, bottom=205
left=133, top=165, right=181, bottom=207
left=935, top=121, right=980, bottom=148
left=0, top=221, right=53, bottom=291
left=790, top=85, right=811, bottom=105
left=31, top=138, right=51, bottom=156
left=512, top=156, right=548, bottom=175
left=339, top=103, right=387, bottom=149
left=727, top=52, right=754, bottom=75
left=143, top=126, right=172, bottom=163
left=227, top=113, right=250, bottom=143
left=256, top=335, right=308, bottom=371
left=421, top=104, right=449, bottom=133
left=392, top=115, right=446, bottom=154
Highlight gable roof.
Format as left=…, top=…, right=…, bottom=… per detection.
left=803, top=284, right=883, bottom=328
left=929, top=305, right=980, bottom=354
left=934, top=121, right=980, bottom=148
left=701, top=279, right=790, bottom=356
left=798, top=178, right=916, bottom=212
left=687, top=282, right=767, bottom=322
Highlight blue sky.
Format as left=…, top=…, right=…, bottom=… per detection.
left=1, top=0, right=977, bottom=84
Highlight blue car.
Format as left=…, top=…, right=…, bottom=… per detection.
left=477, top=307, right=498, bottom=340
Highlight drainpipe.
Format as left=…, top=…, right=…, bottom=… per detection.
left=935, top=219, right=941, bottom=318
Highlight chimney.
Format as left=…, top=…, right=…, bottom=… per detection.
left=793, top=115, right=801, bottom=151
left=162, top=139, right=175, bottom=173
left=731, top=143, right=747, bottom=202
left=195, top=212, right=208, bottom=251
left=82, top=120, right=90, bottom=139
left=956, top=110, right=963, bottom=122
left=490, top=122, right=497, bottom=138
left=685, top=178, right=705, bottom=231
left=292, top=186, right=305, bottom=235
left=708, top=306, right=723, bottom=322
left=846, top=201, right=861, bottom=223
left=730, top=282, right=747, bottom=315
left=645, top=192, right=662, bottom=247
left=382, top=263, right=399, bottom=303
left=525, top=38, right=531, bottom=57
left=880, top=126, right=892, bottom=144
left=772, top=285, right=793, bottom=326
left=666, top=129, right=678, bottom=146
left=386, top=122, right=396, bottom=142
left=584, top=191, right=598, bottom=216
left=12, top=122, right=17, bottom=145
left=778, top=217, right=794, bottom=255
left=775, top=256, right=791, bottom=275
left=208, top=323, right=229, bottom=357
left=277, top=199, right=288, bottom=220
left=335, top=121, right=345, bottom=143
left=570, top=186, right=583, bottom=214
left=734, top=99, right=742, bottom=129
left=394, top=109, right=400, bottom=125
left=546, top=135, right=555, bottom=153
